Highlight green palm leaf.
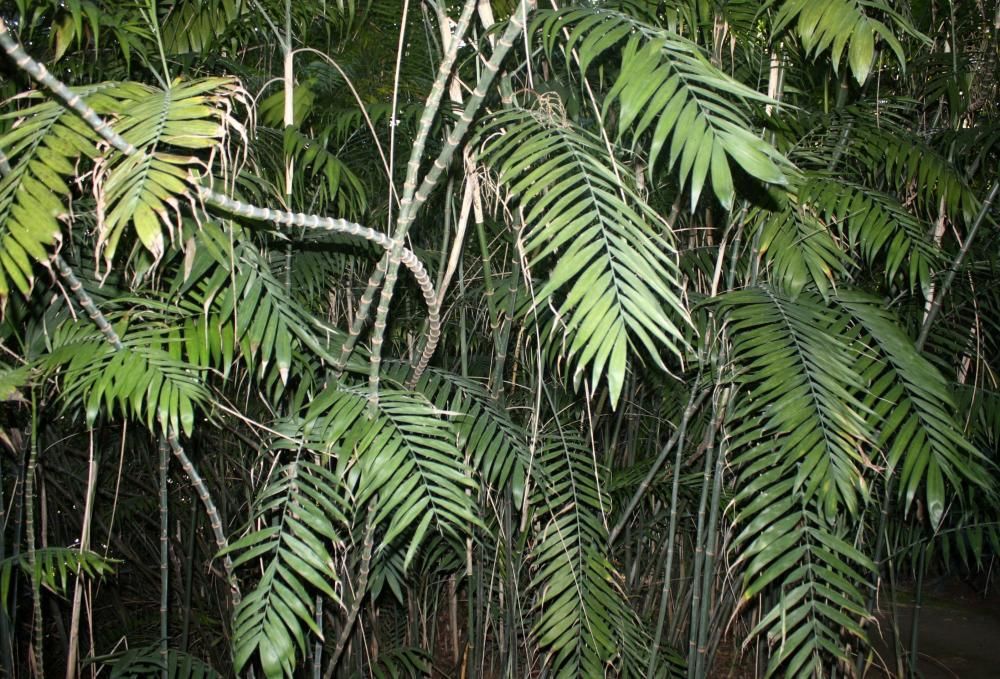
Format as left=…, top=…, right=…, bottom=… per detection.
left=400, top=366, right=529, bottom=499
left=225, top=459, right=348, bottom=677
left=529, top=428, right=650, bottom=677
left=45, top=319, right=209, bottom=436
left=721, top=288, right=879, bottom=675
left=0, top=547, right=114, bottom=607
left=532, top=5, right=788, bottom=209
left=94, top=646, right=222, bottom=679
left=749, top=189, right=849, bottom=298
left=478, top=107, right=687, bottom=406
left=92, top=77, right=244, bottom=268
left=770, top=0, right=915, bottom=84
left=734, top=495, right=873, bottom=677
left=835, top=291, right=991, bottom=528
left=719, top=286, right=873, bottom=519
left=302, top=386, right=479, bottom=561
left=0, top=88, right=102, bottom=297
left=800, top=174, right=940, bottom=291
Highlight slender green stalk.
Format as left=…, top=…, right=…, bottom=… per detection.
left=366, top=0, right=480, bottom=403
left=333, top=254, right=388, bottom=374
left=0, top=445, right=10, bottom=678
left=475, top=214, right=501, bottom=345
left=907, top=545, right=926, bottom=679
left=66, top=432, right=99, bottom=679
left=25, top=392, right=43, bottom=678
left=687, top=415, right=719, bottom=675
left=611, top=388, right=708, bottom=546
left=695, top=397, right=727, bottom=678
left=367, top=0, right=534, bottom=405
left=916, top=180, right=1000, bottom=351
left=312, top=595, right=323, bottom=679
left=53, top=256, right=122, bottom=350
left=644, top=388, right=708, bottom=676
left=179, top=495, right=197, bottom=653
left=158, top=437, right=169, bottom=679
left=164, top=433, right=238, bottom=601
left=324, top=507, right=376, bottom=679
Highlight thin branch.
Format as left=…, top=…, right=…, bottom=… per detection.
left=916, top=181, right=999, bottom=351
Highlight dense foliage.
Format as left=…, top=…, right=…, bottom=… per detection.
left=0, top=0, right=998, bottom=677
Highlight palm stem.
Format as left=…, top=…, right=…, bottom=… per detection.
left=25, top=391, right=43, bottom=678
left=695, top=395, right=728, bottom=678
left=333, top=253, right=388, bottom=374
left=916, top=180, right=1000, bottom=351
left=158, top=437, right=169, bottom=679
left=324, top=507, right=376, bottom=678
left=687, top=412, right=719, bottom=675
left=646, top=383, right=705, bottom=674
left=610, top=388, right=708, bottom=546
left=907, top=545, right=926, bottom=678
left=367, top=0, right=534, bottom=406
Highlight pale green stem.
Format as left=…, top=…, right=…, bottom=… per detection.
left=916, top=180, right=999, bottom=351
left=323, top=507, right=376, bottom=679
left=368, top=1, right=534, bottom=405
left=333, top=253, right=388, bottom=375
left=159, top=437, right=169, bottom=679
left=25, top=392, right=43, bottom=678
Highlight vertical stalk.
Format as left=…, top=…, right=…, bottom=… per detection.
left=907, top=545, right=926, bottom=679
left=0, top=443, right=10, bottom=678
left=324, top=505, right=376, bottom=679
left=686, top=413, right=719, bottom=676
left=312, top=595, right=323, bottom=679
left=694, top=396, right=727, bottom=678
left=66, top=432, right=99, bottom=679
left=916, top=181, right=1000, bottom=351
left=158, top=437, right=170, bottom=679
left=25, top=391, right=43, bottom=677
left=179, top=495, right=197, bottom=653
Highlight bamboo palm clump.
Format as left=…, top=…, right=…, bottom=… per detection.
left=0, top=1, right=997, bottom=678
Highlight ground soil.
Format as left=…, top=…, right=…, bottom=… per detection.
left=711, top=575, right=1000, bottom=678
left=866, top=575, right=1000, bottom=678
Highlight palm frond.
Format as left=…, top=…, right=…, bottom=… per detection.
left=835, top=291, right=991, bottom=528
left=718, top=286, right=873, bottom=519
left=225, top=458, right=348, bottom=678
left=800, top=174, right=940, bottom=292
left=92, top=77, right=245, bottom=269
left=748, top=191, right=849, bottom=298
left=92, top=646, right=222, bottom=679
left=0, top=547, right=115, bottom=606
left=478, top=107, right=687, bottom=406
left=734, top=495, right=873, bottom=677
left=529, top=427, right=651, bottom=677
left=400, top=365, right=530, bottom=498
left=770, top=0, right=916, bottom=84
left=531, top=5, right=788, bottom=209
left=301, top=386, right=480, bottom=560
left=0, top=87, right=103, bottom=297
left=160, top=0, right=247, bottom=55
left=45, top=318, right=210, bottom=436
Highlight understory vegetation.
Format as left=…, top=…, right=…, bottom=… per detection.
left=0, top=0, right=998, bottom=677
